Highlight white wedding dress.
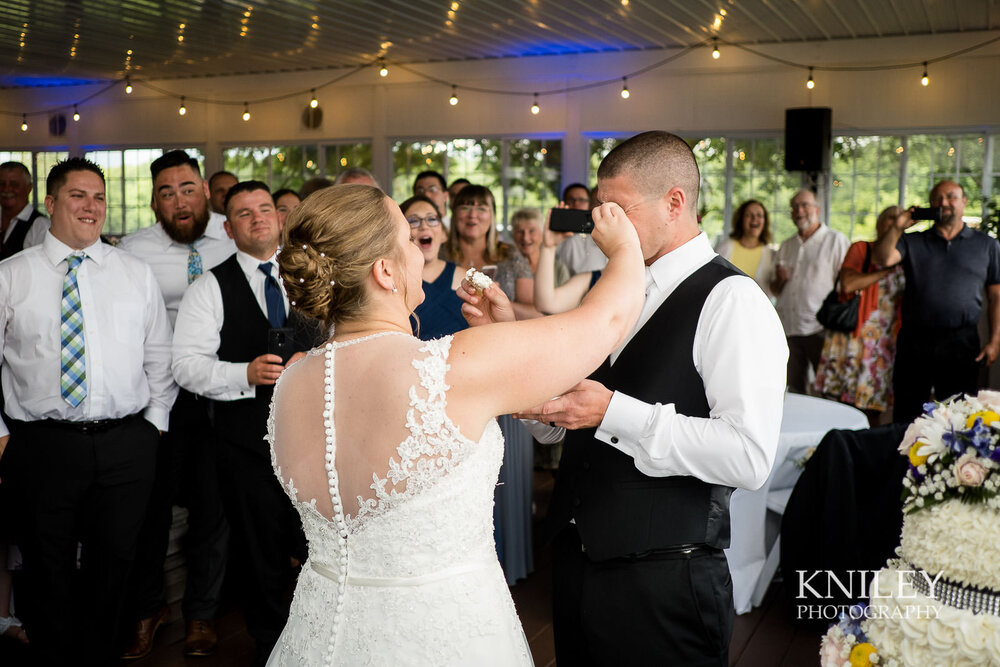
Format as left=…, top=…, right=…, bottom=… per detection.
left=266, top=332, right=532, bottom=666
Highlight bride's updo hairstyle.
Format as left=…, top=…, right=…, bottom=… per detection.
left=279, top=184, right=399, bottom=329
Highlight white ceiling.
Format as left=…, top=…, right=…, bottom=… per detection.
left=2, top=0, right=999, bottom=87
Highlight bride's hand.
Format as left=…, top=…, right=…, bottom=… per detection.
left=458, top=281, right=515, bottom=326
left=590, top=202, right=640, bottom=258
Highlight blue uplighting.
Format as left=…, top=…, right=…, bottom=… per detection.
left=1, top=75, right=106, bottom=88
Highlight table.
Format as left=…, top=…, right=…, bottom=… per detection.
left=725, top=393, right=869, bottom=614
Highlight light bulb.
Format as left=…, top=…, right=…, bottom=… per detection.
left=378, top=60, right=388, bottom=77
left=921, top=62, right=929, bottom=86
left=620, top=77, right=630, bottom=99
left=806, top=68, right=814, bottom=89
left=73, top=105, right=80, bottom=122
left=530, top=94, right=539, bottom=115
left=178, top=97, right=187, bottom=115
left=20, top=114, right=28, bottom=132
left=310, top=90, right=318, bottom=108
left=125, top=76, right=133, bottom=94
left=712, top=39, right=720, bottom=60
left=449, top=86, right=458, bottom=106
left=242, top=102, right=250, bottom=121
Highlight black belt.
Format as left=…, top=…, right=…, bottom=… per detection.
left=616, top=543, right=718, bottom=561
left=48, top=414, right=140, bottom=434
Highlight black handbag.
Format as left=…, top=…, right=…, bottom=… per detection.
left=816, top=245, right=872, bottom=333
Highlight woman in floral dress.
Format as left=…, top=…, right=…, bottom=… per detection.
left=814, top=207, right=905, bottom=424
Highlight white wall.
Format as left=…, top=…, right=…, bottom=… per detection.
left=3, top=31, right=999, bottom=186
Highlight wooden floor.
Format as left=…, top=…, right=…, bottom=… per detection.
left=0, top=471, right=822, bottom=666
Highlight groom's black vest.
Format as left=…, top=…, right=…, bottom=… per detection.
left=210, top=254, right=324, bottom=458
left=549, top=256, right=740, bottom=562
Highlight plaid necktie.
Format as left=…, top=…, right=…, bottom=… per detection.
left=259, top=263, right=287, bottom=328
left=60, top=253, right=88, bottom=407
left=187, top=244, right=203, bottom=284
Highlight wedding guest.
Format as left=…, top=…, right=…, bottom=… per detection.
left=494, top=208, right=569, bottom=320
left=815, top=207, right=905, bottom=425
left=533, top=223, right=600, bottom=315
left=0, top=161, right=49, bottom=259
left=299, top=177, right=332, bottom=200
left=118, top=150, right=234, bottom=659
left=334, top=167, right=379, bottom=188
left=272, top=188, right=301, bottom=227
left=873, top=180, right=1000, bottom=424
left=172, top=181, right=322, bottom=666
left=207, top=170, right=237, bottom=215
left=517, top=131, right=787, bottom=664
left=448, top=177, right=471, bottom=200
left=772, top=189, right=849, bottom=394
left=714, top=199, right=777, bottom=300
left=0, top=158, right=176, bottom=665
left=442, top=185, right=510, bottom=270
left=413, top=170, right=450, bottom=228
left=403, top=195, right=467, bottom=340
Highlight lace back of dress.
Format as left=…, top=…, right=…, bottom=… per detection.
left=269, top=333, right=461, bottom=531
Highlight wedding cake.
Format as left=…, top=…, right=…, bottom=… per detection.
left=820, top=391, right=1000, bottom=667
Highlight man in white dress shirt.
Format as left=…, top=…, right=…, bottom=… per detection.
left=118, top=150, right=234, bottom=659
left=0, top=158, right=176, bottom=665
left=555, top=182, right=608, bottom=276
left=517, top=132, right=787, bottom=665
left=173, top=181, right=321, bottom=666
left=0, top=161, right=49, bottom=259
left=771, top=189, right=849, bottom=394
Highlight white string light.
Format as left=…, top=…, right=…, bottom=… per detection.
left=806, top=67, right=815, bottom=89
left=72, top=104, right=80, bottom=122
left=530, top=93, right=539, bottom=115
left=712, top=39, right=720, bottom=60
left=124, top=76, right=132, bottom=94
left=310, top=89, right=318, bottom=108
left=20, top=114, right=27, bottom=131
left=449, top=85, right=458, bottom=106
left=620, top=77, right=630, bottom=99
left=921, top=62, right=929, bottom=86
left=178, top=96, right=186, bottom=115
left=242, top=102, right=250, bottom=121
left=378, top=59, right=388, bottom=77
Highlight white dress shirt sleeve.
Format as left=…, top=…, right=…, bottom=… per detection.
left=520, top=419, right=566, bottom=444
left=594, top=275, right=788, bottom=491
left=172, top=273, right=255, bottom=401
left=141, top=266, right=179, bottom=431
left=0, top=269, right=12, bottom=438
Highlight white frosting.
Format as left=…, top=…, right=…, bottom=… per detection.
left=901, top=500, right=1000, bottom=591
left=465, top=267, right=492, bottom=291
left=863, top=564, right=1000, bottom=667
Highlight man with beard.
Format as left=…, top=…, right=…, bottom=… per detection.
left=873, top=180, right=1000, bottom=423
left=771, top=189, right=848, bottom=394
left=117, top=150, right=235, bottom=659
left=0, top=161, right=49, bottom=259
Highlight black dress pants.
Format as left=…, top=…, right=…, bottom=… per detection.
left=892, top=325, right=980, bottom=425
left=127, top=390, right=228, bottom=621
left=4, top=415, right=158, bottom=666
left=552, top=525, right=733, bottom=667
left=216, top=436, right=305, bottom=666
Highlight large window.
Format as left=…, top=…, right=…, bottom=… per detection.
left=391, top=138, right=561, bottom=230
left=0, top=149, right=70, bottom=207
left=223, top=142, right=372, bottom=192
left=83, top=147, right=204, bottom=236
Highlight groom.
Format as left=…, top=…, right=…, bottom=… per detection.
left=520, top=132, right=787, bottom=665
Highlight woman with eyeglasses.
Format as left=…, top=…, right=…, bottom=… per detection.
left=402, top=195, right=468, bottom=340
left=442, top=185, right=510, bottom=271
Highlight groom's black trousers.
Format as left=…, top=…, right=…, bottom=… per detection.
left=552, top=525, right=733, bottom=666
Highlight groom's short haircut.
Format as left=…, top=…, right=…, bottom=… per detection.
left=598, top=131, right=700, bottom=214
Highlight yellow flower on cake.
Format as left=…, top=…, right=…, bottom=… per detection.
left=849, top=642, right=878, bottom=667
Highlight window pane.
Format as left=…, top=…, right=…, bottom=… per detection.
left=83, top=150, right=125, bottom=236
left=324, top=143, right=373, bottom=181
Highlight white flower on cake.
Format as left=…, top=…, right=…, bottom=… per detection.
left=465, top=267, right=493, bottom=292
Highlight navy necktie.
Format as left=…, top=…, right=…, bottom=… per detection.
left=259, top=262, right=287, bottom=328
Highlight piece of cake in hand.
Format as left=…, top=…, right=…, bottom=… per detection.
left=466, top=267, right=493, bottom=293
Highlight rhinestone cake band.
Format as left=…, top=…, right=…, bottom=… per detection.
left=904, top=562, right=1000, bottom=617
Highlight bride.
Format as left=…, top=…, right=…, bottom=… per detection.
left=266, top=184, right=644, bottom=665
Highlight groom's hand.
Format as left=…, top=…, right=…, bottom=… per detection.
left=514, top=379, right=613, bottom=430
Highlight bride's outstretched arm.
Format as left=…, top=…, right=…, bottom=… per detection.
left=447, top=202, right=644, bottom=423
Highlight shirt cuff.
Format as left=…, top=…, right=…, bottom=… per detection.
left=520, top=419, right=566, bottom=444
left=143, top=406, right=170, bottom=433
left=227, top=362, right=255, bottom=399
left=595, top=390, right=673, bottom=453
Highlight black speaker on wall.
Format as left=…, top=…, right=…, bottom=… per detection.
left=784, top=107, right=832, bottom=172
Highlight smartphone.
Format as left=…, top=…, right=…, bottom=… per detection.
left=549, top=208, right=594, bottom=234
left=910, top=206, right=942, bottom=223
left=267, top=327, right=296, bottom=364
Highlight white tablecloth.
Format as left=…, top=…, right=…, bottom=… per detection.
left=725, top=393, right=869, bottom=614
